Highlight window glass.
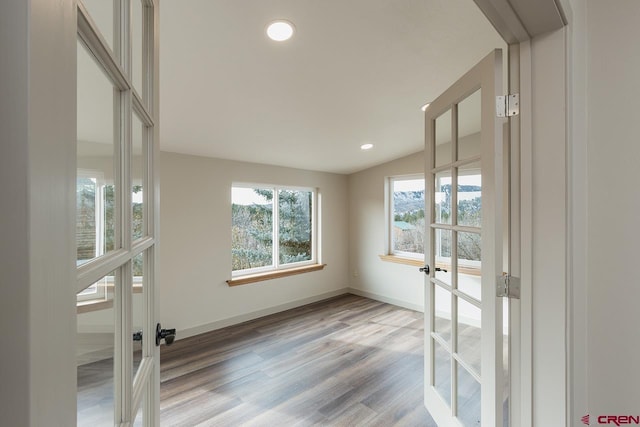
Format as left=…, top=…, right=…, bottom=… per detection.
left=391, top=177, right=425, bottom=257
left=232, top=185, right=316, bottom=275
left=232, top=187, right=274, bottom=272
left=278, top=189, right=313, bottom=265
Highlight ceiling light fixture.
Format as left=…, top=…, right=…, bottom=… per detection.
left=266, top=20, right=295, bottom=42
left=360, top=143, right=374, bottom=150
left=421, top=103, right=431, bottom=112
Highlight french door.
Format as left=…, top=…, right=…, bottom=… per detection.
left=423, top=49, right=507, bottom=426
left=76, top=1, right=160, bottom=425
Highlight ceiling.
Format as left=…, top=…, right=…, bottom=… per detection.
left=160, top=1, right=505, bottom=174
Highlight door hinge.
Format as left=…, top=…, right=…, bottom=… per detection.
left=496, top=274, right=520, bottom=299
left=496, top=94, right=520, bottom=117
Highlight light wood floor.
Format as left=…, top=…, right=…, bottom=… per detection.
left=158, top=294, right=437, bottom=426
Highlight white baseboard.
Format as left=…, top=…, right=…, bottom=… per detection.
left=346, top=287, right=424, bottom=313
left=77, top=288, right=424, bottom=344
left=177, top=288, right=351, bottom=340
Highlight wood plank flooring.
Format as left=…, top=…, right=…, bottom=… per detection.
left=159, top=294, right=437, bottom=426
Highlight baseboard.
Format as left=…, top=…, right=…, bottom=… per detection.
left=76, top=288, right=423, bottom=344
left=177, top=287, right=351, bottom=340
left=346, top=287, right=424, bottom=313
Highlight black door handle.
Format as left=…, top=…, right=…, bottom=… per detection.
left=156, top=323, right=176, bottom=346
left=419, top=265, right=448, bottom=274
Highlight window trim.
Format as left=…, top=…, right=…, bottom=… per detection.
left=231, top=183, right=318, bottom=278
left=386, top=174, right=425, bottom=259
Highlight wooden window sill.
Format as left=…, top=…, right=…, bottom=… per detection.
left=77, top=299, right=113, bottom=314
left=227, top=264, right=326, bottom=287
left=378, top=255, right=481, bottom=276
left=379, top=255, right=424, bottom=267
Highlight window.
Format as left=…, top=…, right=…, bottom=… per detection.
left=388, top=175, right=425, bottom=259
left=76, top=169, right=112, bottom=301
left=232, top=184, right=316, bottom=276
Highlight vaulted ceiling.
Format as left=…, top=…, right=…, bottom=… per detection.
left=82, top=0, right=506, bottom=175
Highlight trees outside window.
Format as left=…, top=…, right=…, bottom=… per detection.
left=232, top=185, right=315, bottom=274
left=389, top=172, right=481, bottom=264
left=390, top=176, right=425, bottom=258
left=76, top=171, right=144, bottom=300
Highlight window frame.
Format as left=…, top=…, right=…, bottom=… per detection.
left=386, top=174, right=425, bottom=260
left=231, top=183, right=318, bottom=278
left=76, top=169, right=108, bottom=302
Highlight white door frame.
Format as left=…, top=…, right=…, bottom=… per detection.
left=0, top=0, right=77, bottom=425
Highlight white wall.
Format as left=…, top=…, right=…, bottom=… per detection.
left=348, top=152, right=425, bottom=311
left=159, top=152, right=350, bottom=337
left=529, top=28, right=568, bottom=426
left=584, top=0, right=640, bottom=416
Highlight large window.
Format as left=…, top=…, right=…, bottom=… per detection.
left=388, top=176, right=425, bottom=258
left=232, top=185, right=316, bottom=275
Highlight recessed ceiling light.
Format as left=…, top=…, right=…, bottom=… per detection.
left=421, top=103, right=431, bottom=112
left=360, top=143, right=374, bottom=150
left=266, top=20, right=295, bottom=42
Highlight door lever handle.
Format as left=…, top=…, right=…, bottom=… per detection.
left=419, top=265, right=448, bottom=274
left=156, top=323, right=176, bottom=346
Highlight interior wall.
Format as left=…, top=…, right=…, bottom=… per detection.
left=529, top=27, right=567, bottom=426
left=159, top=152, right=350, bottom=337
left=348, top=151, right=425, bottom=311
left=0, top=1, right=31, bottom=423
left=585, top=0, right=640, bottom=416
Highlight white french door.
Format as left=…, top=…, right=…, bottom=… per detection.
left=423, top=49, right=507, bottom=426
left=76, top=1, right=160, bottom=426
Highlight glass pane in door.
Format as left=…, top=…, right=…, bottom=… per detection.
left=457, top=162, right=482, bottom=228
left=132, top=113, right=145, bottom=241
left=133, top=391, right=145, bottom=427
left=81, top=0, right=114, bottom=52
left=435, top=171, right=452, bottom=225
left=435, top=109, right=452, bottom=167
left=457, top=89, right=482, bottom=160
left=133, top=252, right=145, bottom=383
left=457, top=364, right=482, bottom=426
left=132, top=0, right=144, bottom=96
left=434, top=228, right=452, bottom=285
left=77, top=40, right=118, bottom=266
left=434, top=339, right=452, bottom=406
left=434, top=285, right=452, bottom=343
left=457, top=298, right=482, bottom=375
left=76, top=270, right=117, bottom=426
left=457, top=232, right=482, bottom=301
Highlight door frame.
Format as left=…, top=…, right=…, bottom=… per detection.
left=0, top=0, right=77, bottom=425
